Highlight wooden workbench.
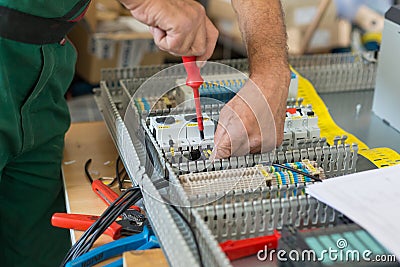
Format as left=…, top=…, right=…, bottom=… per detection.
left=62, top=121, right=118, bottom=246
left=61, top=121, right=168, bottom=266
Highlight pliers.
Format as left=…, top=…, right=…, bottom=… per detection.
left=52, top=175, right=144, bottom=239
left=91, top=179, right=141, bottom=212
left=66, top=225, right=159, bottom=267
left=52, top=209, right=146, bottom=240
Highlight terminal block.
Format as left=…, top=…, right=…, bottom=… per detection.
left=176, top=73, right=246, bottom=106
left=179, top=160, right=325, bottom=197
left=135, top=95, right=176, bottom=112
left=176, top=72, right=298, bottom=106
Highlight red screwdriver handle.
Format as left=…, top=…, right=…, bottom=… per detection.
left=92, top=179, right=141, bottom=211
left=51, top=213, right=122, bottom=240
left=182, top=56, right=205, bottom=135
left=182, top=56, right=204, bottom=88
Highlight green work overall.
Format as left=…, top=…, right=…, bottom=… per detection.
left=0, top=1, right=89, bottom=266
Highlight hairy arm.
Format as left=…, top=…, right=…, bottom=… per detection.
left=213, top=0, right=290, bottom=158
left=232, top=0, right=289, bottom=79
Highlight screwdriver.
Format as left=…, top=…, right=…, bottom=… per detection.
left=182, top=56, right=205, bottom=140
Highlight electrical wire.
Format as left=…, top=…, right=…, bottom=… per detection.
left=85, top=158, right=121, bottom=187
left=64, top=189, right=135, bottom=263
left=79, top=190, right=141, bottom=256
left=60, top=187, right=142, bottom=266
left=116, top=156, right=135, bottom=191
left=272, top=163, right=322, bottom=182
left=84, top=159, right=94, bottom=184
left=165, top=202, right=204, bottom=267
left=116, top=156, right=125, bottom=190
left=64, top=189, right=141, bottom=265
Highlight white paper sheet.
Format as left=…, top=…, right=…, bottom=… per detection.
left=306, top=164, right=400, bottom=260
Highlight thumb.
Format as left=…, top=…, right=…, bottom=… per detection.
left=213, top=125, right=232, bottom=159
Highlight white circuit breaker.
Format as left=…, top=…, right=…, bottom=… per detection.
left=284, top=106, right=320, bottom=147
left=149, top=114, right=215, bottom=149
left=149, top=105, right=319, bottom=150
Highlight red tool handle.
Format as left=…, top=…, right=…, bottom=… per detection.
left=92, top=180, right=141, bottom=211
left=219, top=231, right=281, bottom=261
left=92, top=179, right=119, bottom=206
left=51, top=213, right=122, bottom=240
left=182, top=56, right=205, bottom=133
left=182, top=56, right=204, bottom=88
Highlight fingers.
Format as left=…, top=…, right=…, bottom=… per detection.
left=155, top=17, right=207, bottom=57
left=129, top=0, right=218, bottom=60
left=150, top=26, right=166, bottom=46
left=196, top=18, right=219, bottom=62
left=213, top=103, right=251, bottom=159
left=213, top=81, right=278, bottom=159
left=213, top=125, right=231, bottom=159
left=186, top=16, right=208, bottom=56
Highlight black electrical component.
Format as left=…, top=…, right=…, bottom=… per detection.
left=156, top=116, right=176, bottom=125
left=189, top=149, right=202, bottom=161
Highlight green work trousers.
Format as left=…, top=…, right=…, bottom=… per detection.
left=0, top=36, right=76, bottom=266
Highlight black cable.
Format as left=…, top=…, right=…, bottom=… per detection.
left=61, top=157, right=141, bottom=266
left=78, top=193, right=140, bottom=257
left=167, top=203, right=204, bottom=267
left=66, top=190, right=142, bottom=264
left=60, top=187, right=142, bottom=266
left=91, top=190, right=141, bottom=240
left=62, top=189, right=129, bottom=264
left=84, top=158, right=94, bottom=184
left=75, top=197, right=129, bottom=257
left=85, top=191, right=141, bottom=251
left=113, top=156, right=126, bottom=188
left=116, top=157, right=123, bottom=190
left=272, top=163, right=322, bottom=182
left=116, top=156, right=131, bottom=191
left=85, top=158, right=118, bottom=186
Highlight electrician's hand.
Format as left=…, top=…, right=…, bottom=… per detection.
left=120, top=0, right=218, bottom=61
left=212, top=71, right=290, bottom=159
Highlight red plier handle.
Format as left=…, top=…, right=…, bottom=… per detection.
left=51, top=213, right=123, bottom=240
left=220, top=231, right=281, bottom=261
left=92, top=180, right=141, bottom=211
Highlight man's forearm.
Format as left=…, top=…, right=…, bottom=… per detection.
left=232, top=0, right=289, bottom=80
